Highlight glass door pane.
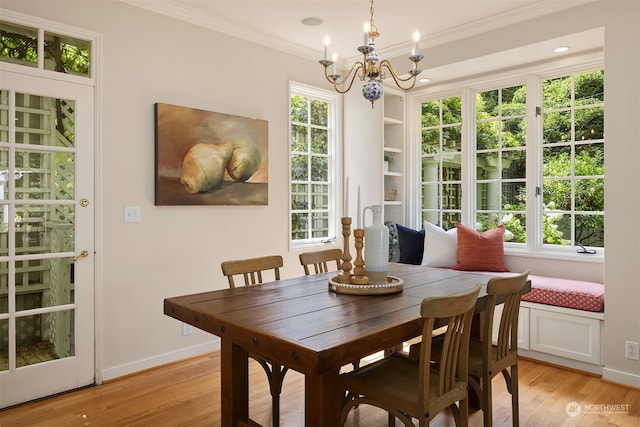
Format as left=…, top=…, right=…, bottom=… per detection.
left=1, top=91, right=77, bottom=371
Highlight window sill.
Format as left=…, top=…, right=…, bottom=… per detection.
left=504, top=246, right=604, bottom=264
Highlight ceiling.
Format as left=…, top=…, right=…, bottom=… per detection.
left=123, top=0, right=602, bottom=85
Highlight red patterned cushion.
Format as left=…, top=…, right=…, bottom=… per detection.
left=521, top=274, right=605, bottom=312
left=453, top=223, right=508, bottom=272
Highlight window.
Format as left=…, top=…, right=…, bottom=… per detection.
left=420, top=96, right=462, bottom=229
left=289, top=83, right=340, bottom=245
left=416, top=63, right=604, bottom=254
left=475, top=85, right=527, bottom=241
left=541, top=70, right=604, bottom=248
left=0, top=20, right=91, bottom=77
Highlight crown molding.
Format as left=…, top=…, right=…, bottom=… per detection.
left=121, top=0, right=596, bottom=64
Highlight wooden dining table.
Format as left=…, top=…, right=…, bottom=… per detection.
left=164, top=263, right=529, bottom=426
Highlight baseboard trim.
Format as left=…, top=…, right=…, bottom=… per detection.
left=100, top=339, right=220, bottom=382
left=518, top=348, right=602, bottom=375
left=602, top=367, right=640, bottom=389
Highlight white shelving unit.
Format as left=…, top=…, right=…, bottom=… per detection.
left=382, top=88, right=405, bottom=226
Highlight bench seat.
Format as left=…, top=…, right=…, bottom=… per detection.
left=466, top=271, right=604, bottom=312
left=521, top=274, right=604, bottom=312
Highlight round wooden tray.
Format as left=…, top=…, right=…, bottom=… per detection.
left=328, top=275, right=403, bottom=295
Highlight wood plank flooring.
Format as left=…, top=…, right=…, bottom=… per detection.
left=1, top=352, right=639, bottom=426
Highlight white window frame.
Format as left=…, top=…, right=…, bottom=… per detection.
left=408, top=52, right=604, bottom=261
left=288, top=81, right=341, bottom=248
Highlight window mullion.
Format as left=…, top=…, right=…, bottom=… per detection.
left=527, top=74, right=542, bottom=251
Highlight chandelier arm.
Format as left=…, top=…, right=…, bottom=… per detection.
left=379, top=60, right=420, bottom=90
left=324, top=62, right=366, bottom=94
left=318, top=0, right=425, bottom=104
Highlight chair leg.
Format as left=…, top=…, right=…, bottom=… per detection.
left=459, top=398, right=469, bottom=427
left=500, top=365, right=519, bottom=427
left=269, top=363, right=288, bottom=427
left=482, top=374, right=493, bottom=427
left=510, top=365, right=519, bottom=427
left=252, top=356, right=288, bottom=427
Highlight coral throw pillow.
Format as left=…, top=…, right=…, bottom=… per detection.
left=453, top=222, right=509, bottom=272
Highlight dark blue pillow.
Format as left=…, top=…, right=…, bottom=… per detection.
left=396, top=224, right=425, bottom=265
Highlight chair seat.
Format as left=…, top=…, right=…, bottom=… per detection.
left=343, top=346, right=469, bottom=421
left=467, top=339, right=518, bottom=377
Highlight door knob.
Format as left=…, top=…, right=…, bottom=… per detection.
left=74, top=250, right=89, bottom=261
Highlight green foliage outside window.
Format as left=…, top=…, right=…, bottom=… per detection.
left=422, top=70, right=604, bottom=249
left=290, top=94, right=332, bottom=241
left=1, top=20, right=90, bottom=76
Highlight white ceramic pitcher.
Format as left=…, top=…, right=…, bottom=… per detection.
left=362, top=205, right=389, bottom=284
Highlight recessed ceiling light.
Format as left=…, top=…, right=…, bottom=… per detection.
left=301, top=17, right=323, bottom=27
left=419, top=77, right=431, bottom=83
left=554, top=46, right=570, bottom=53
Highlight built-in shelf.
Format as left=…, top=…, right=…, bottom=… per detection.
left=382, top=88, right=405, bottom=226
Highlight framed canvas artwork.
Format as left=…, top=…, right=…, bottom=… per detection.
left=154, top=103, right=268, bottom=205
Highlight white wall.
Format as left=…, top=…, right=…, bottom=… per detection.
left=2, top=0, right=339, bottom=380
left=3, top=0, right=639, bottom=387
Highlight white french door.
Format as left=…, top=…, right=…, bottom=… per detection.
left=0, top=70, right=95, bottom=408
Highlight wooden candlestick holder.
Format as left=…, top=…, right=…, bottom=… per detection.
left=336, top=217, right=353, bottom=284
left=350, top=228, right=369, bottom=285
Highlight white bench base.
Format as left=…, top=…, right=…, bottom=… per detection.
left=493, top=301, right=604, bottom=375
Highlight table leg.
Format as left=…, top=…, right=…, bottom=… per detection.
left=305, top=368, right=342, bottom=427
left=221, top=339, right=249, bottom=426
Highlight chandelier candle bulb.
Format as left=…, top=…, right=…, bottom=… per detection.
left=363, top=23, right=369, bottom=46
left=413, top=31, right=420, bottom=55
left=323, top=36, right=330, bottom=60
left=331, top=52, right=337, bottom=75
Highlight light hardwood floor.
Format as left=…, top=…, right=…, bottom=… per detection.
left=1, top=352, right=639, bottom=426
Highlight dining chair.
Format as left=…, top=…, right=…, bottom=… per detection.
left=468, top=270, right=529, bottom=427
left=221, top=254, right=283, bottom=288
left=426, top=270, right=529, bottom=427
left=340, top=284, right=482, bottom=427
left=299, top=248, right=342, bottom=275
left=220, top=254, right=286, bottom=427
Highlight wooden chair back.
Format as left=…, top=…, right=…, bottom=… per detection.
left=482, top=271, right=529, bottom=365
left=340, top=284, right=481, bottom=426
left=299, top=248, right=342, bottom=275
left=221, top=255, right=283, bottom=289
left=469, top=270, right=529, bottom=427
left=418, top=284, right=482, bottom=418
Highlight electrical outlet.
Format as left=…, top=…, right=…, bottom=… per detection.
left=625, top=341, right=639, bottom=360
left=123, top=206, right=141, bottom=223
left=182, top=323, right=193, bottom=336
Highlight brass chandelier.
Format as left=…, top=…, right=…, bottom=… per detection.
left=319, top=0, right=424, bottom=106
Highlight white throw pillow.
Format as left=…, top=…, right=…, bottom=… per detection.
left=421, top=221, right=458, bottom=268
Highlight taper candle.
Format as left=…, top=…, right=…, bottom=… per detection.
left=344, top=176, right=349, bottom=217
left=356, top=185, right=361, bottom=229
